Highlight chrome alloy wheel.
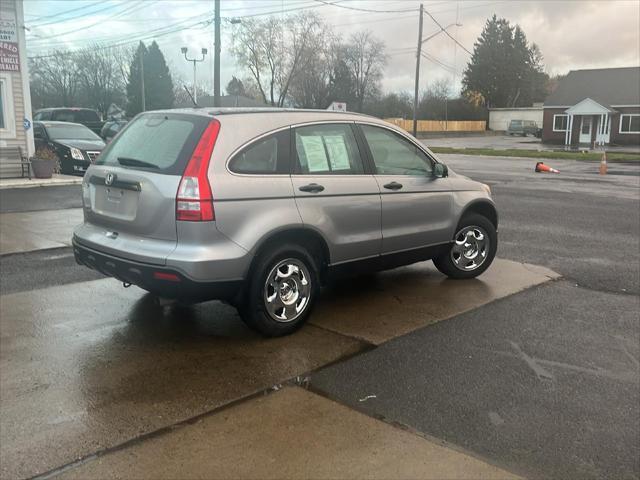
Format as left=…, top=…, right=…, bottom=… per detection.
left=450, top=225, right=490, bottom=272
left=264, top=258, right=311, bottom=323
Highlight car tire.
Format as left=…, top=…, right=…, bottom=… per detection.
left=433, top=213, right=497, bottom=280
left=239, top=243, right=320, bottom=337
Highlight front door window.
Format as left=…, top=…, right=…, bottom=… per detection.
left=580, top=116, right=592, bottom=143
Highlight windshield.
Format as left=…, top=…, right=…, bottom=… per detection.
left=46, top=124, right=102, bottom=141
left=95, top=113, right=210, bottom=175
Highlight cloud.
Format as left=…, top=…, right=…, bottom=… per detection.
left=24, top=0, right=640, bottom=96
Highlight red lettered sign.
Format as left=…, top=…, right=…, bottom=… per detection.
left=0, top=42, right=19, bottom=72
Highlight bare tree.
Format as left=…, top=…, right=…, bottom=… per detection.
left=342, top=31, right=386, bottom=111
left=231, top=12, right=324, bottom=107
left=30, top=45, right=133, bottom=115
left=288, top=26, right=337, bottom=108
left=76, top=46, right=130, bottom=115
left=30, top=51, right=81, bottom=107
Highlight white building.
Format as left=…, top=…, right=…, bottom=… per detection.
left=0, top=0, right=34, bottom=176
left=488, top=104, right=544, bottom=132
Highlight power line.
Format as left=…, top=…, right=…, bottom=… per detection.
left=423, top=8, right=472, bottom=55
left=27, top=14, right=211, bottom=59
left=26, top=0, right=110, bottom=24
left=28, top=0, right=349, bottom=55
left=29, top=1, right=154, bottom=43
left=421, top=51, right=458, bottom=74
left=312, top=0, right=417, bottom=13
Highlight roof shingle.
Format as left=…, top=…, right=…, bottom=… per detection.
left=544, top=67, right=640, bottom=107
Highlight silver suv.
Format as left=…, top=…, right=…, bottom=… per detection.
left=73, top=109, right=497, bottom=336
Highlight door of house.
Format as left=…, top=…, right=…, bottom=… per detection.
left=579, top=116, right=592, bottom=144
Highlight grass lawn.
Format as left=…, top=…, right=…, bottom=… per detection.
left=430, top=147, right=640, bottom=162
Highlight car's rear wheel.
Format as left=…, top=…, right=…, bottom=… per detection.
left=240, top=243, right=319, bottom=337
left=433, top=213, right=497, bottom=279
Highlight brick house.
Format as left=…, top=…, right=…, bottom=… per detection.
left=542, top=67, right=640, bottom=147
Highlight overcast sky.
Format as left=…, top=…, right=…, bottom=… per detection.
left=23, top=0, right=640, bottom=97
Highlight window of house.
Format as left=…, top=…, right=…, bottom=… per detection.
left=0, top=74, right=15, bottom=138
left=553, top=114, right=568, bottom=132
left=294, top=124, right=364, bottom=175
left=0, top=82, right=5, bottom=130
left=619, top=114, right=640, bottom=134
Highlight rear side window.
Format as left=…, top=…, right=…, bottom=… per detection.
left=229, top=130, right=290, bottom=174
left=294, top=123, right=364, bottom=175
left=95, top=113, right=210, bottom=174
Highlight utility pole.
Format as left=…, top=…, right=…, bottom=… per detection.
left=412, top=4, right=423, bottom=138
left=140, top=51, right=146, bottom=112
left=214, top=0, right=221, bottom=107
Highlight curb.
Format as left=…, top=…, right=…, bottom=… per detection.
left=0, top=177, right=83, bottom=190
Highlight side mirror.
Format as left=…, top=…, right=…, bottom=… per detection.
left=433, top=163, right=448, bottom=178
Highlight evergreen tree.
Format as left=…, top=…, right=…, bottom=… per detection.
left=126, top=42, right=147, bottom=117
left=145, top=41, right=174, bottom=110
left=462, top=15, right=549, bottom=108
left=226, top=76, right=246, bottom=97
left=125, top=41, right=174, bottom=116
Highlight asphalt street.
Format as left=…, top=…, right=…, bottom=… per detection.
left=0, top=153, right=638, bottom=478
left=313, top=154, right=640, bottom=479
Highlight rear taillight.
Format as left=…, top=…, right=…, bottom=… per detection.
left=176, top=120, right=220, bottom=221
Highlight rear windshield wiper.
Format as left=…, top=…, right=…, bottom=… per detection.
left=116, top=157, right=159, bottom=169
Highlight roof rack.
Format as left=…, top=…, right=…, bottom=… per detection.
left=200, top=107, right=372, bottom=117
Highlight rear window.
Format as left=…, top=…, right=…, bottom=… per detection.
left=52, top=109, right=100, bottom=123
left=46, top=123, right=101, bottom=141
left=510, top=120, right=522, bottom=127
left=95, top=113, right=210, bottom=174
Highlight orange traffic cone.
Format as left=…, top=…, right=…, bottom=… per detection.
left=535, top=161, right=560, bottom=173
left=599, top=151, right=607, bottom=175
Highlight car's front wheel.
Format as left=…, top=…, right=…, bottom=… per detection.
left=433, top=213, right=497, bottom=279
left=240, top=243, right=319, bottom=337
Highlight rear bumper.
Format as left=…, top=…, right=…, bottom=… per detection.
left=73, top=238, right=243, bottom=301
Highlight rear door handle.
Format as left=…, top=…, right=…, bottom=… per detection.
left=299, top=183, right=325, bottom=193
left=383, top=181, right=403, bottom=190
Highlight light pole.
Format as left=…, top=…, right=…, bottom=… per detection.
left=181, top=47, right=208, bottom=104
left=412, top=13, right=462, bottom=137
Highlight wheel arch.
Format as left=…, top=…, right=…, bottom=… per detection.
left=458, top=200, right=498, bottom=231
left=248, top=226, right=331, bottom=279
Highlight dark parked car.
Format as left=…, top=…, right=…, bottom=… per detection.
left=33, top=121, right=105, bottom=176
left=100, top=119, right=128, bottom=143
left=34, top=108, right=105, bottom=135
left=507, top=119, right=539, bottom=137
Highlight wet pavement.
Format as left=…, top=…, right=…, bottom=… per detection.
left=0, top=209, right=82, bottom=255
left=0, top=260, right=551, bottom=479
left=1, top=152, right=638, bottom=479
left=60, top=387, right=519, bottom=480
left=422, top=133, right=640, bottom=153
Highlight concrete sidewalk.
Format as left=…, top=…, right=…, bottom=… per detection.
left=0, top=174, right=82, bottom=189
left=0, top=208, right=82, bottom=255
left=1, top=260, right=555, bottom=479
left=61, top=387, right=519, bottom=480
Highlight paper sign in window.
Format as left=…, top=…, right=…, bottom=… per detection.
left=300, top=136, right=329, bottom=172
left=324, top=135, right=350, bottom=170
